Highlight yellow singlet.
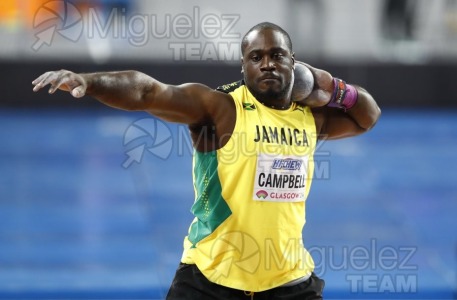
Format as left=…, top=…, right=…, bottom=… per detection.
left=181, top=81, right=317, bottom=292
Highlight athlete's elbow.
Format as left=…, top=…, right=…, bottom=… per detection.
left=361, top=105, right=381, bottom=131
left=370, top=104, right=382, bottom=128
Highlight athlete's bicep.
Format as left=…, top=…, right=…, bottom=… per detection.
left=145, top=82, right=225, bottom=126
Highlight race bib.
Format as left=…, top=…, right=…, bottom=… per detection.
left=253, top=153, right=308, bottom=202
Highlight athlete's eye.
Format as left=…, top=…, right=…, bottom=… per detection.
left=273, top=53, right=283, bottom=60
left=251, top=54, right=261, bottom=62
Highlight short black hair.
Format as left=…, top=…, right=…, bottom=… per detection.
left=241, top=22, right=293, bottom=55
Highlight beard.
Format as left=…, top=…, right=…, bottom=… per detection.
left=246, top=77, right=293, bottom=104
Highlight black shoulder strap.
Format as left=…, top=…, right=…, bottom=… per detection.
left=215, top=79, right=245, bottom=94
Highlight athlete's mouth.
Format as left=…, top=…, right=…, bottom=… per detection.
left=259, top=74, right=280, bottom=82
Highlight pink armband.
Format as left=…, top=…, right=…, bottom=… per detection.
left=327, top=78, right=358, bottom=111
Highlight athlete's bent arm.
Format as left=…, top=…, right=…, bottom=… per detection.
left=296, top=62, right=381, bottom=140
left=320, top=86, right=380, bottom=139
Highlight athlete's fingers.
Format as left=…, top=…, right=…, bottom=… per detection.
left=298, top=89, right=332, bottom=107
left=296, top=61, right=333, bottom=93
left=310, top=89, right=332, bottom=105
left=32, top=72, right=54, bottom=92
left=311, top=69, right=333, bottom=91
left=32, top=72, right=48, bottom=86
left=48, top=74, right=73, bottom=94
left=39, top=72, right=61, bottom=91
left=32, top=83, right=42, bottom=92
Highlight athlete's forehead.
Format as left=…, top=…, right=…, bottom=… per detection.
left=243, top=29, right=291, bottom=55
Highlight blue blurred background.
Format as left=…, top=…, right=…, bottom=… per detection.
left=0, top=0, right=456, bottom=299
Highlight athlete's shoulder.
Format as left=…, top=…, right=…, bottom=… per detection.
left=215, top=79, right=245, bottom=94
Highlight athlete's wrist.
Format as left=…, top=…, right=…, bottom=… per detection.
left=326, top=78, right=358, bottom=111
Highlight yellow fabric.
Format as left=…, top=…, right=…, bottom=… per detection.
left=181, top=84, right=317, bottom=292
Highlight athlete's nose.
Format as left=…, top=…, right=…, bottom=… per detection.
left=260, top=56, right=275, bottom=71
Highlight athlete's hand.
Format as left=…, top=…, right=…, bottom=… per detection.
left=32, top=70, right=87, bottom=98
left=295, top=62, right=334, bottom=108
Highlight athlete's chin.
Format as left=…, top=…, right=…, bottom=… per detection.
left=252, top=89, right=283, bottom=103
left=255, top=83, right=283, bottom=95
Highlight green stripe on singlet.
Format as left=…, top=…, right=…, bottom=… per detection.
left=188, top=151, right=232, bottom=247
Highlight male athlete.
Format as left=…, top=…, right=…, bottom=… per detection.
left=33, top=22, right=381, bottom=299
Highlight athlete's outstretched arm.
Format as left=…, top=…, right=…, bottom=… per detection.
left=32, top=69, right=232, bottom=127
left=296, top=62, right=381, bottom=140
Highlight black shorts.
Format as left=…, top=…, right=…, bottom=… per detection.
left=166, top=263, right=325, bottom=300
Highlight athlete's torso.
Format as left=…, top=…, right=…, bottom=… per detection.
left=181, top=81, right=317, bottom=292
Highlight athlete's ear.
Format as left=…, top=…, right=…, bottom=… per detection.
left=291, top=52, right=295, bottom=69
left=241, top=57, right=244, bottom=73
